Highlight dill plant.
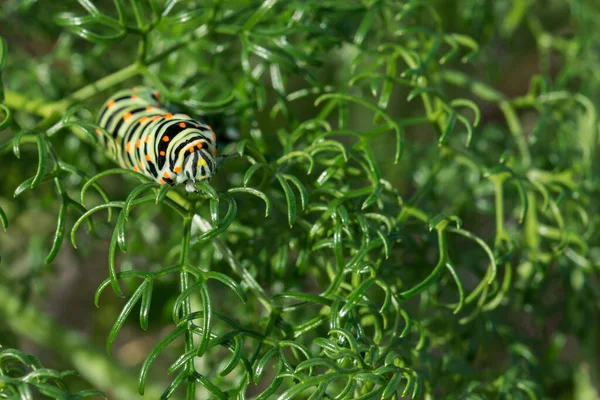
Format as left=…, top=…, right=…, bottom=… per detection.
left=0, top=1, right=599, bottom=399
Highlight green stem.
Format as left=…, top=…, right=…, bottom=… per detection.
left=441, top=70, right=506, bottom=102
left=63, top=63, right=141, bottom=106
left=164, top=191, right=271, bottom=312
left=495, top=179, right=504, bottom=241
left=524, top=191, right=539, bottom=252
left=441, top=69, right=531, bottom=168
left=179, top=216, right=197, bottom=399
left=4, top=91, right=61, bottom=119
left=499, top=100, right=531, bottom=168
left=0, top=283, right=163, bottom=399
left=4, top=63, right=140, bottom=119
left=400, top=228, right=448, bottom=298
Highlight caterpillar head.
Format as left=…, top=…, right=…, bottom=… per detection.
left=180, top=128, right=218, bottom=193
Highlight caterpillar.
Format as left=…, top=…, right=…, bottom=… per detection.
left=96, top=87, right=217, bottom=193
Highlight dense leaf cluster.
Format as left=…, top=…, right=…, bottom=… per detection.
left=0, top=347, right=104, bottom=399
left=0, top=0, right=599, bottom=399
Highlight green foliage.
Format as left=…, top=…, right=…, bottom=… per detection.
left=0, top=347, right=105, bottom=399
left=1, top=0, right=599, bottom=399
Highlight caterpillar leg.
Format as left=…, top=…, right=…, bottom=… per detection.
left=185, top=180, right=199, bottom=194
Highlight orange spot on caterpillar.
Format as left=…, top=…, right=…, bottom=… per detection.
left=153, top=91, right=160, bottom=98
left=212, top=148, right=217, bottom=155
left=163, top=171, right=170, bottom=178
left=140, top=116, right=149, bottom=123
left=189, top=147, right=195, bottom=153
left=133, top=166, right=139, bottom=172
left=159, top=178, right=166, bottom=184
left=159, top=150, right=166, bottom=156
left=139, top=161, right=144, bottom=168
left=145, top=136, right=150, bottom=143
left=193, top=124, right=199, bottom=128
left=179, top=122, right=186, bottom=128
left=123, top=112, right=132, bottom=121
left=131, top=95, right=138, bottom=100
left=162, top=136, right=170, bottom=142
left=146, top=106, right=153, bottom=111
left=145, top=154, right=152, bottom=161
left=165, top=113, right=173, bottom=120
left=211, top=133, right=216, bottom=141
left=196, top=143, right=203, bottom=149
left=174, top=166, right=182, bottom=173
left=206, top=125, right=212, bottom=131
left=107, top=100, right=116, bottom=108
left=126, top=142, right=132, bottom=153
left=152, top=116, right=161, bottom=122
left=136, top=139, right=141, bottom=148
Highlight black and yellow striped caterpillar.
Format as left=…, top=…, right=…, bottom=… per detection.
left=96, top=87, right=217, bottom=193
